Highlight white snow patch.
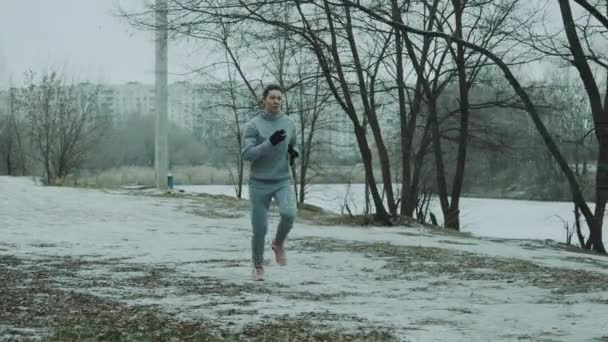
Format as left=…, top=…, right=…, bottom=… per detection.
left=1, top=176, right=608, bottom=341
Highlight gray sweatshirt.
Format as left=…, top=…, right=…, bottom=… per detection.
left=241, top=111, right=297, bottom=182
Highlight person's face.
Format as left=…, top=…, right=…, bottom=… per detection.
left=263, top=89, right=283, bottom=114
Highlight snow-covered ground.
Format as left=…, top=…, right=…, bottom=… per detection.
left=180, top=183, right=607, bottom=245
left=2, top=176, right=608, bottom=341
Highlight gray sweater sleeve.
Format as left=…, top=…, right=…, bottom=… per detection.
left=241, top=121, right=272, bottom=161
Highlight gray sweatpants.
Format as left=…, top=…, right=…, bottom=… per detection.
left=249, top=179, right=296, bottom=267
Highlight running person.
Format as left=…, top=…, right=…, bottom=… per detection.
left=241, top=84, right=299, bottom=281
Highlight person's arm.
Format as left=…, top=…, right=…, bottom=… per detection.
left=241, top=122, right=273, bottom=161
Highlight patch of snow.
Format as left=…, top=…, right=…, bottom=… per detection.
left=2, top=176, right=608, bottom=341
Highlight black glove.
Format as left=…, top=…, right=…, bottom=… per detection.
left=269, top=129, right=286, bottom=146
left=288, top=144, right=299, bottom=166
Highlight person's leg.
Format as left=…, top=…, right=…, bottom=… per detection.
left=249, top=182, right=273, bottom=268
left=272, top=181, right=296, bottom=265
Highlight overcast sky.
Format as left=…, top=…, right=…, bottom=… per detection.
left=0, top=1, right=595, bottom=90
left=0, top=1, right=201, bottom=89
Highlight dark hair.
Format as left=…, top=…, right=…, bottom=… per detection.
left=262, top=84, right=283, bottom=99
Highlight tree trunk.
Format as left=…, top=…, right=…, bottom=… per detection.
left=349, top=123, right=390, bottom=221
left=237, top=155, right=243, bottom=198
left=429, top=97, right=450, bottom=221
left=558, top=0, right=606, bottom=253
left=403, top=84, right=425, bottom=218
left=444, top=0, right=469, bottom=230
left=397, top=0, right=439, bottom=218
left=391, top=0, right=409, bottom=218
left=411, top=115, right=433, bottom=219
left=5, top=151, right=13, bottom=175
left=343, top=3, right=396, bottom=216
left=589, top=144, right=608, bottom=250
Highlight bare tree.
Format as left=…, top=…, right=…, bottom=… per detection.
left=225, top=71, right=249, bottom=198
left=556, top=0, right=607, bottom=252
left=207, top=78, right=254, bottom=198
left=382, top=0, right=524, bottom=229
left=19, top=72, right=110, bottom=185
left=345, top=0, right=606, bottom=253
left=0, top=114, right=15, bottom=174
left=291, top=68, right=334, bottom=206
left=517, top=0, right=608, bottom=251
left=0, top=86, right=28, bottom=175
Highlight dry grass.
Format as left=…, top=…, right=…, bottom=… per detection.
left=65, top=165, right=243, bottom=188
left=62, top=164, right=373, bottom=188
left=0, top=255, right=396, bottom=341
left=291, top=238, right=608, bottom=294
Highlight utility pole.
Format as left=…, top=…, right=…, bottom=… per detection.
left=155, top=0, right=169, bottom=190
